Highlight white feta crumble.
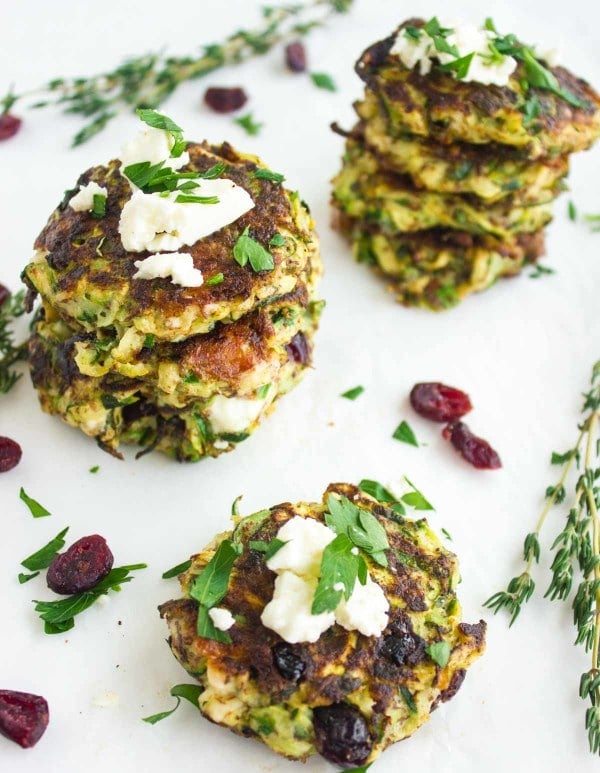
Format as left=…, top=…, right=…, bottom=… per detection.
left=207, top=395, right=265, bottom=434
left=118, top=179, right=254, bottom=253
left=391, top=19, right=518, bottom=87
left=208, top=607, right=236, bottom=631
left=213, top=439, right=229, bottom=450
left=266, top=516, right=336, bottom=578
left=69, top=181, right=108, bottom=212
left=133, top=251, right=204, bottom=287
left=120, top=125, right=189, bottom=172
left=335, top=576, right=389, bottom=637
left=260, top=572, right=335, bottom=644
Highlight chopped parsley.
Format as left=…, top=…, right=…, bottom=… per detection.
left=253, top=168, right=285, bottom=184
left=142, top=684, right=203, bottom=724
left=205, top=272, right=225, bottom=286
left=341, top=385, right=364, bottom=400
left=162, top=559, right=192, bottom=580
left=190, top=540, right=241, bottom=643
left=529, top=264, right=555, bottom=279
left=425, top=640, right=451, bottom=668
left=20, top=527, right=69, bottom=575
left=256, top=383, right=271, bottom=399
left=310, top=72, right=337, bottom=92
left=91, top=193, right=107, bottom=218
left=248, top=538, right=286, bottom=560
left=19, top=487, right=51, bottom=518
left=392, top=420, right=419, bottom=447
left=136, top=109, right=186, bottom=157
left=233, top=227, right=274, bottom=272
left=399, top=685, right=417, bottom=714
left=89, top=465, right=100, bottom=473
left=568, top=201, right=577, bottom=222
left=234, top=112, right=263, bottom=136
left=268, top=232, right=286, bottom=248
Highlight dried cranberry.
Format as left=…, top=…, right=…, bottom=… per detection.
left=410, top=382, right=472, bottom=422
left=285, top=332, right=310, bottom=365
left=285, top=41, right=307, bottom=72
left=273, top=643, right=305, bottom=682
left=442, top=421, right=502, bottom=470
left=0, top=437, right=22, bottom=473
left=0, top=283, right=9, bottom=308
left=312, top=703, right=372, bottom=767
left=46, top=535, right=114, bottom=595
left=0, top=690, right=49, bottom=749
left=204, top=87, right=248, bottom=113
left=0, top=113, right=22, bottom=141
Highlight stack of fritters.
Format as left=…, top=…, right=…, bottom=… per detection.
left=23, top=142, right=322, bottom=461
left=332, top=19, right=600, bottom=309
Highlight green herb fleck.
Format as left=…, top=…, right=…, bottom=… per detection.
left=310, top=72, right=337, bottom=91
left=341, top=385, right=364, bottom=400
left=19, top=488, right=51, bottom=518
left=190, top=540, right=241, bottom=643
left=441, top=528, right=453, bottom=541
left=358, top=479, right=405, bottom=516
left=312, top=533, right=364, bottom=614
left=401, top=476, right=434, bottom=511
left=437, top=52, right=474, bottom=80
left=205, top=272, right=224, bottom=286
left=234, top=112, right=263, bottom=136
left=91, top=193, right=107, bottom=218
left=400, top=685, right=417, bottom=714
left=249, top=538, right=287, bottom=560
left=325, top=494, right=390, bottom=567
left=233, top=226, right=275, bottom=272
left=142, top=684, right=203, bottom=724
left=426, top=640, right=451, bottom=668
left=162, top=559, right=192, bottom=580
left=392, top=420, right=419, bottom=447
left=268, top=232, right=286, bottom=247
left=529, top=264, right=555, bottom=279
left=449, top=161, right=474, bottom=181
left=568, top=201, right=577, bottom=222
left=21, top=527, right=69, bottom=572
left=253, top=168, right=285, bottom=183
left=89, top=465, right=100, bottom=473
left=256, top=384, right=271, bottom=399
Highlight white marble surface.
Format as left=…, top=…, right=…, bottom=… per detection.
left=1, top=1, right=599, bottom=771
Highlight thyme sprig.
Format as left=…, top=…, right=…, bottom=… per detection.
left=485, top=361, right=600, bottom=755
left=0, top=288, right=28, bottom=394
left=1, top=1, right=353, bottom=146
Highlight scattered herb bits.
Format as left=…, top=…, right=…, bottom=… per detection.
left=233, top=227, right=275, bottom=272
left=310, top=72, right=337, bottom=91
left=142, top=684, right=203, bottom=724
left=19, top=488, right=51, bottom=518
left=20, top=527, right=69, bottom=578
left=341, top=385, right=364, bottom=400
left=0, top=690, right=49, bottom=749
left=234, top=112, right=263, bottom=136
left=392, top=420, right=419, bottom=447
left=162, top=559, right=192, bottom=580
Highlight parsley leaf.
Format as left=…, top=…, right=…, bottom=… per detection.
left=399, top=685, right=417, bottom=714
left=341, top=385, right=364, bottom=400
left=136, top=109, right=185, bottom=156
left=162, top=559, right=192, bottom=580
left=89, top=465, right=100, bottom=473
left=233, top=227, right=274, bottom=272
left=268, top=232, right=286, bottom=247
left=19, top=487, right=51, bottom=518
left=189, top=539, right=240, bottom=642
left=256, top=383, right=271, bottom=399
left=437, top=52, right=474, bottom=80
left=312, top=534, right=362, bottom=614
left=392, top=420, right=419, bottom=447
left=205, top=273, right=224, bottom=286
left=529, top=264, right=555, bottom=279
left=358, top=479, right=406, bottom=515
left=253, top=168, right=285, bottom=183
left=33, top=563, right=147, bottom=633
left=91, top=193, right=106, bottom=218
left=568, top=201, right=577, bottom=222
left=249, top=538, right=286, bottom=560
left=142, top=684, right=203, bottom=724
left=18, top=572, right=40, bottom=584
left=310, top=72, right=337, bottom=91
left=425, top=640, right=451, bottom=668
left=197, top=604, right=232, bottom=644
left=325, top=494, right=389, bottom=566
left=234, top=112, right=263, bottom=136
left=21, top=527, right=69, bottom=572
left=401, top=476, right=434, bottom=511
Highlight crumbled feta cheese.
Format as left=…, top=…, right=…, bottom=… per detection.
left=335, top=576, right=389, bottom=637
left=118, top=179, right=254, bottom=253
left=69, top=181, right=108, bottom=212
left=133, top=252, right=204, bottom=287
left=391, top=20, right=518, bottom=87
left=213, top=439, right=229, bottom=450
left=261, top=572, right=335, bottom=644
left=208, top=607, right=236, bottom=631
left=266, top=516, right=336, bottom=578
left=120, top=125, right=189, bottom=172
left=207, top=395, right=265, bottom=434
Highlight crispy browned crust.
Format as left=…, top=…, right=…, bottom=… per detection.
left=29, top=141, right=310, bottom=326
left=159, top=483, right=485, bottom=720
left=355, top=18, right=600, bottom=151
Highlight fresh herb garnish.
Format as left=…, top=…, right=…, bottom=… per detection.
left=399, top=685, right=417, bottom=714
left=441, top=527, right=453, bottom=541
left=529, top=264, right=555, bottom=279
left=21, top=527, right=69, bottom=573
left=233, top=227, right=275, bottom=272
left=312, top=533, right=366, bottom=614
left=162, top=559, right=192, bottom=580
left=174, top=194, right=219, bottom=205
left=136, top=109, right=185, bottom=156
left=341, top=385, right=364, bottom=400
left=325, top=494, right=390, bottom=566
left=142, top=684, right=203, bottom=724
left=205, top=273, right=225, bottom=286
left=256, top=383, right=271, bottom=399
left=568, top=201, right=578, bottom=222
left=234, top=112, right=263, bottom=136
left=392, top=420, right=419, bottom=447
left=19, top=487, right=51, bottom=518
left=91, top=193, right=107, bottom=218
left=269, top=233, right=286, bottom=248
left=437, top=52, right=474, bottom=80
left=0, top=288, right=28, bottom=394
left=189, top=540, right=241, bottom=643
left=1, top=1, right=354, bottom=146
left=89, top=465, right=100, bottom=473
left=249, top=538, right=286, bottom=560
left=485, top=360, right=600, bottom=755
left=253, top=168, right=285, bottom=184
left=310, top=72, right=337, bottom=91
left=401, top=476, right=434, bottom=511
left=33, top=563, right=147, bottom=634
left=425, top=640, right=451, bottom=668
left=359, top=477, right=434, bottom=514
left=18, top=572, right=39, bottom=585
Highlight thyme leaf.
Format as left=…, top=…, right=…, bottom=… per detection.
left=0, top=288, right=28, bottom=395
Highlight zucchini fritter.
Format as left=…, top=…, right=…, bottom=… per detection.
left=159, top=483, right=486, bottom=767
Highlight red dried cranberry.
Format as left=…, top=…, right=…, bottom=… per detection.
left=46, top=535, right=114, bottom=595
left=410, top=382, right=472, bottom=422
left=285, top=332, right=310, bottom=365
left=204, top=87, right=248, bottom=113
left=0, top=690, right=49, bottom=749
left=0, top=437, right=22, bottom=473
left=312, top=703, right=372, bottom=767
left=272, top=643, right=305, bottom=682
left=0, top=113, right=22, bottom=141
left=442, top=421, right=502, bottom=470
left=0, top=283, right=9, bottom=308
left=285, top=41, right=307, bottom=72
